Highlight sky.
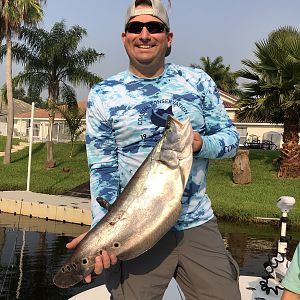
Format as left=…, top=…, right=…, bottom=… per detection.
left=1, top=0, right=300, bottom=100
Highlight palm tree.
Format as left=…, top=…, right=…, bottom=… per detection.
left=1, top=0, right=45, bottom=165
left=236, top=26, right=300, bottom=178
left=191, top=56, right=239, bottom=94
left=13, top=21, right=103, bottom=167
left=0, top=1, right=4, bottom=44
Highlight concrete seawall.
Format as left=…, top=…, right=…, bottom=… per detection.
left=0, top=190, right=92, bottom=225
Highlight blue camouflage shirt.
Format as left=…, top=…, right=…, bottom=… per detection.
left=86, top=63, right=240, bottom=230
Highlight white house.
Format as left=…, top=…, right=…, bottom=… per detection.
left=219, top=90, right=283, bottom=149
left=13, top=101, right=86, bottom=142
left=0, top=98, right=33, bottom=137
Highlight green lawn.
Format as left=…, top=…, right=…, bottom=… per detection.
left=0, top=143, right=299, bottom=226
left=207, top=150, right=300, bottom=226
left=0, top=135, right=20, bottom=151
left=0, top=142, right=89, bottom=194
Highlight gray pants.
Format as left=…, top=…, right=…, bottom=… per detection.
left=106, top=217, right=241, bottom=300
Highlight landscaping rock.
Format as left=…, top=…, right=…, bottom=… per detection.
left=232, top=149, right=251, bottom=184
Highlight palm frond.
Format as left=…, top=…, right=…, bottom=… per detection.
left=237, top=26, right=300, bottom=125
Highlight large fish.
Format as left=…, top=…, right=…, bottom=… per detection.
left=53, top=115, right=194, bottom=288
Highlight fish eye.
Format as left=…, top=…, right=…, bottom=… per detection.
left=82, top=258, right=88, bottom=265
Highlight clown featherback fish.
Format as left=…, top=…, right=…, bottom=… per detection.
left=53, top=115, right=194, bottom=288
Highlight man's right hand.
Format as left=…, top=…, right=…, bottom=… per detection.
left=66, top=232, right=118, bottom=284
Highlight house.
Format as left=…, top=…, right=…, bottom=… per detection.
left=0, top=98, right=33, bottom=136
left=2, top=93, right=285, bottom=148
left=14, top=101, right=86, bottom=142
left=219, top=90, right=284, bottom=148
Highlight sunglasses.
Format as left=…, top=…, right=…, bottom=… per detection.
left=125, top=21, right=168, bottom=34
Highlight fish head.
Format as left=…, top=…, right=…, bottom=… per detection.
left=163, top=115, right=194, bottom=153
left=53, top=255, right=95, bottom=288
left=158, top=115, right=193, bottom=169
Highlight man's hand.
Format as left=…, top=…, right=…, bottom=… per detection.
left=66, top=232, right=118, bottom=284
left=193, top=132, right=203, bottom=152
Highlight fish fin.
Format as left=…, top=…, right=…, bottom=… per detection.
left=96, top=196, right=112, bottom=211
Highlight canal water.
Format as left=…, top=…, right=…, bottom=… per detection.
left=0, top=212, right=299, bottom=300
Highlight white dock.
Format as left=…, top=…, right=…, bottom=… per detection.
left=0, top=190, right=92, bottom=225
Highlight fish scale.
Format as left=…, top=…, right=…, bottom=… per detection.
left=53, top=115, right=194, bottom=288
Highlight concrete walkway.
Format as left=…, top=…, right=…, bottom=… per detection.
left=0, top=190, right=92, bottom=225
left=0, top=141, right=29, bottom=157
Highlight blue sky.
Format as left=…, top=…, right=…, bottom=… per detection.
left=1, top=0, right=300, bottom=100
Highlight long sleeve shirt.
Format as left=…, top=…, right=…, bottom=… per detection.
left=86, top=63, right=240, bottom=229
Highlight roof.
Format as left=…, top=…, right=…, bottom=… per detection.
left=0, top=98, right=33, bottom=116
left=219, top=90, right=238, bottom=109
left=219, top=90, right=239, bottom=102
left=223, top=101, right=236, bottom=109
left=15, top=100, right=87, bottom=119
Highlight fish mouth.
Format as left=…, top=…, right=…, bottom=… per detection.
left=53, top=269, right=84, bottom=288
left=167, top=115, right=190, bottom=129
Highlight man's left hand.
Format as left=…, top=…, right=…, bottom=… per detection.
left=193, top=132, right=203, bottom=152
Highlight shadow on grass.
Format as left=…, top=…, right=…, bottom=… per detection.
left=12, top=143, right=45, bottom=163
left=249, top=149, right=280, bottom=162
left=72, top=143, right=86, bottom=157
left=249, top=149, right=280, bottom=172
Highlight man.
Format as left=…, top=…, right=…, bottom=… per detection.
left=68, top=0, right=241, bottom=299
left=281, top=243, right=300, bottom=300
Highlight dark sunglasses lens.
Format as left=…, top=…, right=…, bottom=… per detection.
left=126, top=22, right=165, bottom=34
left=126, top=22, right=144, bottom=34
left=146, top=22, right=165, bottom=33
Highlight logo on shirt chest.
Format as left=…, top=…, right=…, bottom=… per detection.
left=137, top=100, right=189, bottom=127
left=137, top=99, right=189, bottom=141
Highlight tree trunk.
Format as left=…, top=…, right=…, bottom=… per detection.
left=278, top=112, right=300, bottom=178
left=3, top=30, right=13, bottom=165
left=45, top=113, right=56, bottom=168
left=232, top=149, right=251, bottom=184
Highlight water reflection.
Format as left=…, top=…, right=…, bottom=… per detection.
left=0, top=213, right=299, bottom=300
left=219, top=221, right=299, bottom=276
left=0, top=213, right=89, bottom=300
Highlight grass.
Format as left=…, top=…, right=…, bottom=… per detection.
left=0, top=142, right=89, bottom=194
left=0, top=143, right=299, bottom=226
left=207, top=150, right=300, bottom=227
left=0, top=136, right=20, bottom=151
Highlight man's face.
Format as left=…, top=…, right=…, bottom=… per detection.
left=122, top=9, right=173, bottom=75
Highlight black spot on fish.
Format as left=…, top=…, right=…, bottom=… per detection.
left=99, top=250, right=103, bottom=255
left=61, top=267, right=65, bottom=273
left=72, top=264, right=77, bottom=270
left=113, top=242, right=120, bottom=248
left=150, top=106, right=173, bottom=130
left=66, top=265, right=71, bottom=272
